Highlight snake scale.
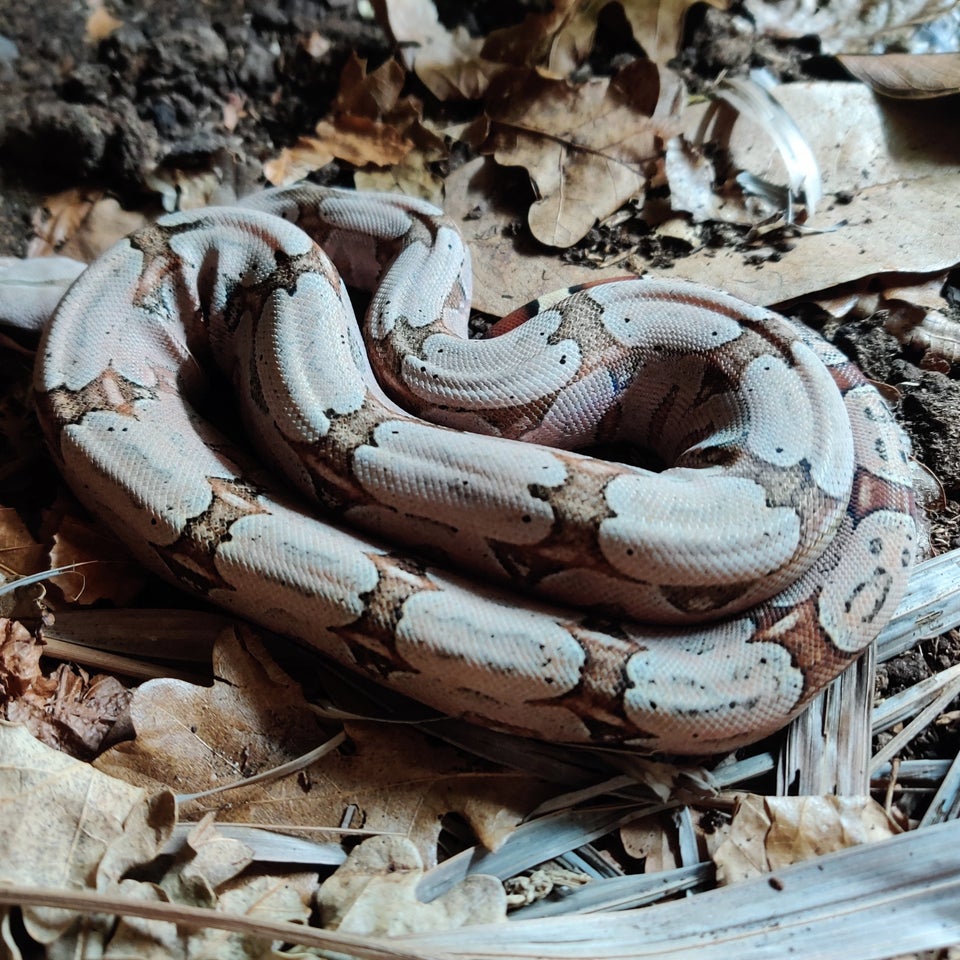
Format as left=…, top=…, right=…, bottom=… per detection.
left=34, top=183, right=917, bottom=754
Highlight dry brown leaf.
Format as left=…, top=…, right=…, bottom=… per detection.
left=28, top=188, right=102, bottom=257
left=52, top=846, right=315, bottom=958
left=482, top=0, right=612, bottom=74
left=0, top=722, right=175, bottom=944
left=620, top=0, right=729, bottom=66
left=373, top=0, right=503, bottom=99
left=319, top=835, right=504, bottom=935
left=263, top=137, right=337, bottom=187
left=673, top=84, right=960, bottom=303
left=0, top=506, right=46, bottom=579
left=81, top=873, right=318, bottom=960
left=188, top=872, right=317, bottom=953
left=882, top=272, right=951, bottom=311
left=355, top=117, right=448, bottom=202
left=28, top=190, right=147, bottom=261
left=1, top=618, right=132, bottom=758
left=48, top=512, right=145, bottom=606
left=265, top=54, right=439, bottom=185
left=714, top=794, right=900, bottom=884
left=0, top=618, right=53, bottom=702
left=839, top=52, right=960, bottom=98
left=264, top=123, right=413, bottom=185
left=676, top=171, right=960, bottom=306
left=482, top=0, right=723, bottom=74
left=7, top=663, right=131, bottom=757
left=483, top=61, right=664, bottom=247
left=59, top=879, right=175, bottom=959
left=147, top=166, right=231, bottom=213
left=95, top=627, right=549, bottom=866
left=94, top=625, right=333, bottom=794
left=333, top=51, right=407, bottom=117
left=301, top=118, right=412, bottom=167
left=355, top=151, right=445, bottom=203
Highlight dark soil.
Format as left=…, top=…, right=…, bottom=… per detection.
left=0, top=0, right=395, bottom=253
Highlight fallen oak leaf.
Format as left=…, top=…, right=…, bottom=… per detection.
left=165, top=814, right=254, bottom=896
left=95, top=627, right=551, bottom=866
left=287, top=118, right=413, bottom=168
left=333, top=50, right=410, bottom=118
left=263, top=137, right=336, bottom=187
left=5, top=660, right=131, bottom=758
left=174, top=871, right=317, bottom=956
left=482, top=0, right=727, bottom=74
left=372, top=0, right=504, bottom=100
left=0, top=722, right=175, bottom=945
left=714, top=794, right=900, bottom=885
left=325, top=728, right=551, bottom=857
left=481, top=0, right=612, bottom=76
left=265, top=54, right=439, bottom=185
left=319, top=835, right=505, bottom=935
left=483, top=60, right=666, bottom=247
left=94, top=625, right=335, bottom=797
left=28, top=188, right=147, bottom=260
left=355, top=116, right=449, bottom=202
left=0, top=617, right=54, bottom=702
left=50, top=842, right=315, bottom=957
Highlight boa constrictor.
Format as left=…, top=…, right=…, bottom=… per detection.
left=34, top=184, right=917, bottom=754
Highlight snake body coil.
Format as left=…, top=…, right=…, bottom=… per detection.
left=35, top=184, right=917, bottom=754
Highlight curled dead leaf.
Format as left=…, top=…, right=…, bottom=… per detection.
left=334, top=52, right=407, bottom=117
left=1, top=615, right=132, bottom=758
left=839, top=52, right=960, bottom=98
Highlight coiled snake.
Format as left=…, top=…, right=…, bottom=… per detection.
left=34, top=184, right=917, bottom=754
